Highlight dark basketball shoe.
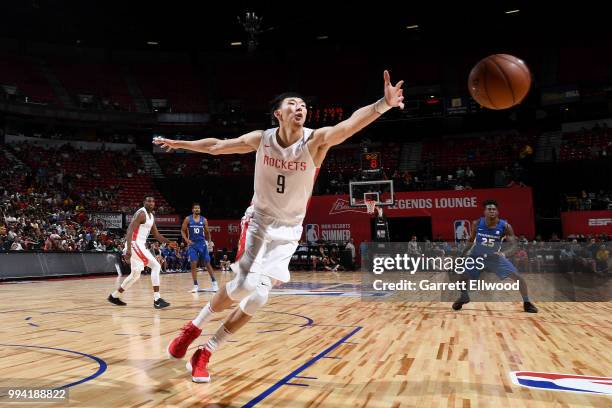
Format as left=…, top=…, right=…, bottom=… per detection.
left=452, top=295, right=470, bottom=311
left=523, top=302, right=538, bottom=313
left=154, top=298, right=171, bottom=309
left=107, top=294, right=127, bottom=306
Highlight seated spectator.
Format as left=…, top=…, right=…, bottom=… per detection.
left=514, top=246, right=529, bottom=272
left=10, top=237, right=24, bottom=251
left=220, top=254, right=232, bottom=272
left=595, top=245, right=610, bottom=273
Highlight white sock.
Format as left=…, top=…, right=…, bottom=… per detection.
left=154, top=292, right=161, bottom=301
left=111, top=290, right=122, bottom=298
left=192, top=303, right=215, bottom=328
left=204, top=324, right=231, bottom=353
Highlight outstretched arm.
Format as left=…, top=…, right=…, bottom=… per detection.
left=153, top=130, right=262, bottom=155
left=311, top=70, right=404, bottom=150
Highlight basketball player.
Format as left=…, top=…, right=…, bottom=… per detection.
left=452, top=199, right=538, bottom=313
left=181, top=203, right=218, bottom=292
left=107, top=196, right=177, bottom=309
left=155, top=70, right=404, bottom=382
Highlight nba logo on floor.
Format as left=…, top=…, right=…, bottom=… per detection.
left=454, top=219, right=471, bottom=242
left=510, top=371, right=612, bottom=395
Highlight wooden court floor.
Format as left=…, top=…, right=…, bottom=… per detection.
left=0, top=271, right=610, bottom=407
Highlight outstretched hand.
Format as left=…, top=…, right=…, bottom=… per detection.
left=383, top=70, right=405, bottom=110
left=153, top=136, right=179, bottom=152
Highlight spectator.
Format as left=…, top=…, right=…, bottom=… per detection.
left=220, top=254, right=231, bottom=272
left=10, top=238, right=24, bottom=251
left=514, top=246, right=529, bottom=272
left=578, top=190, right=592, bottom=210
left=595, top=245, right=609, bottom=273
left=345, top=238, right=356, bottom=270
left=408, top=235, right=419, bottom=255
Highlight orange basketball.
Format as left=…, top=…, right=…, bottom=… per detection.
left=468, top=54, right=531, bottom=110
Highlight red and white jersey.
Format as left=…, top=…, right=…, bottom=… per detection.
left=251, top=127, right=318, bottom=224
left=131, top=207, right=154, bottom=245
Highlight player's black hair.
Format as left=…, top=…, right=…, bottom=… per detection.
left=269, top=92, right=307, bottom=124
left=482, top=199, right=498, bottom=208
left=144, top=195, right=155, bottom=202
left=192, top=202, right=200, bottom=208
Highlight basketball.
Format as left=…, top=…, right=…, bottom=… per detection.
left=468, top=54, right=532, bottom=110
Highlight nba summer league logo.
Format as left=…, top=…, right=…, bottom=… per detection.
left=510, top=371, right=612, bottom=395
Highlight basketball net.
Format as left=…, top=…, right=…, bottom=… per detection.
left=365, top=200, right=377, bottom=215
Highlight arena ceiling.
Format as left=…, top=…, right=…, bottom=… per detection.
left=0, top=1, right=606, bottom=52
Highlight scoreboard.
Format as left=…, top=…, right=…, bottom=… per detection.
left=361, top=152, right=381, bottom=171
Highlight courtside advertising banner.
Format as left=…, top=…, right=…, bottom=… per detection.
left=125, top=213, right=181, bottom=226
left=561, top=210, right=612, bottom=237
left=304, top=188, right=535, bottom=245
left=206, top=220, right=242, bottom=250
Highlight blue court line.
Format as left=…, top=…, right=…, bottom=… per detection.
left=257, top=329, right=285, bottom=334
left=40, top=311, right=313, bottom=327
left=295, top=375, right=317, bottom=380
left=28, top=322, right=39, bottom=327
left=242, top=326, right=362, bottom=407
left=249, top=321, right=301, bottom=326
left=265, top=311, right=314, bottom=327
left=285, top=382, right=309, bottom=387
left=0, top=344, right=107, bottom=390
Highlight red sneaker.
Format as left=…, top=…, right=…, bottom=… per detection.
left=167, top=322, right=202, bottom=359
left=186, top=346, right=211, bottom=383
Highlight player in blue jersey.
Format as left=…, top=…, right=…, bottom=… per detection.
left=181, top=203, right=218, bottom=292
left=452, top=199, right=538, bottom=313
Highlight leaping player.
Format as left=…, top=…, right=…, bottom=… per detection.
left=155, top=70, right=405, bottom=383
left=452, top=199, right=538, bottom=313
left=108, top=196, right=177, bottom=309
left=181, top=203, right=218, bottom=292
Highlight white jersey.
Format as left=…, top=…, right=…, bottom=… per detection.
left=251, top=127, right=318, bottom=224
left=131, top=207, right=154, bottom=244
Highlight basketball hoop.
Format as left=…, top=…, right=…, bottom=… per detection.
left=365, top=200, right=377, bottom=215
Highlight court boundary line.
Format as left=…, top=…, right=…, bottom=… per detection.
left=242, top=326, right=362, bottom=407
left=0, top=343, right=107, bottom=390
